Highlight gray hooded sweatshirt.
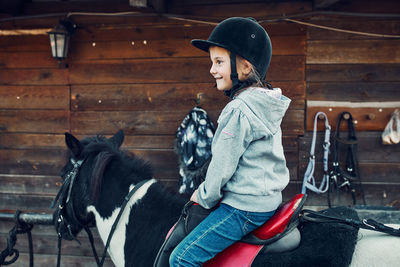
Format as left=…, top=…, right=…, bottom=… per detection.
left=196, top=87, right=291, bottom=212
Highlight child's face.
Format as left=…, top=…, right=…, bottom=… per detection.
left=209, top=46, right=233, bottom=91
left=209, top=46, right=250, bottom=91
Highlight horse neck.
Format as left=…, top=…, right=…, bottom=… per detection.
left=122, top=182, right=189, bottom=266
left=87, top=179, right=157, bottom=266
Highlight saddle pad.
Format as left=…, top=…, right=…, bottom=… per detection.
left=251, top=206, right=359, bottom=267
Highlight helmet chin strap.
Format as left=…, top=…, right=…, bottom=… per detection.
left=224, top=51, right=255, bottom=99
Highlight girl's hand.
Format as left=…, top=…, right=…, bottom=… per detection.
left=190, top=189, right=198, bottom=203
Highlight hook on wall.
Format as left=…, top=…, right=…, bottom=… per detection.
left=195, top=93, right=203, bottom=106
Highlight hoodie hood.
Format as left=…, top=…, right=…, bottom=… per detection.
left=235, top=87, right=291, bottom=135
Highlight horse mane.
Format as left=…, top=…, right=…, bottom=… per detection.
left=80, top=135, right=154, bottom=205
left=91, top=151, right=114, bottom=204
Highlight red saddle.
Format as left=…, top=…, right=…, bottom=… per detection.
left=204, top=193, right=306, bottom=267
left=154, top=194, right=306, bottom=267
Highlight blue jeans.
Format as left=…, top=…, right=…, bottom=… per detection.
left=169, top=203, right=275, bottom=267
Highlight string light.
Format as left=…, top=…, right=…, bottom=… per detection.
left=0, top=10, right=399, bottom=38
left=283, top=18, right=400, bottom=38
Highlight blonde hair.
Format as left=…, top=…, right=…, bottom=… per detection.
left=232, top=56, right=272, bottom=97
left=237, top=56, right=267, bottom=88
left=248, top=66, right=265, bottom=87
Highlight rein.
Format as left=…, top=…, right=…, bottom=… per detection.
left=301, top=209, right=400, bottom=237
left=328, top=112, right=366, bottom=207
left=98, top=179, right=150, bottom=267
left=302, top=112, right=331, bottom=194
left=52, top=157, right=150, bottom=267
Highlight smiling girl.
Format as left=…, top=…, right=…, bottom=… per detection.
left=169, top=17, right=291, bottom=266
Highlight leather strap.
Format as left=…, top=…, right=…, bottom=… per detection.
left=301, top=209, right=400, bottom=237
left=223, top=51, right=257, bottom=99
left=328, top=112, right=366, bottom=207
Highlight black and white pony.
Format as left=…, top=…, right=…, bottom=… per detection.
left=54, top=131, right=400, bottom=267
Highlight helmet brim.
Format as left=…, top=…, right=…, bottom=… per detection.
left=191, top=39, right=229, bottom=53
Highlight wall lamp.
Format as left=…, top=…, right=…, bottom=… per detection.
left=48, top=19, right=76, bottom=67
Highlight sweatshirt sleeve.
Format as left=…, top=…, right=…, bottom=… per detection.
left=196, top=107, right=253, bottom=209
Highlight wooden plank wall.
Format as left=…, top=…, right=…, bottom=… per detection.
left=0, top=11, right=306, bottom=267
left=0, top=0, right=399, bottom=265
left=0, top=20, right=306, bottom=207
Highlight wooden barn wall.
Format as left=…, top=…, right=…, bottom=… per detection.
left=0, top=20, right=305, bottom=207
left=0, top=0, right=399, bottom=265
left=0, top=12, right=306, bottom=267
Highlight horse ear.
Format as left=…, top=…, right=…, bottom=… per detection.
left=109, top=130, right=124, bottom=148
left=65, top=132, right=83, bottom=157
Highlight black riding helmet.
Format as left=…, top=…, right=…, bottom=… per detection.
left=191, top=17, right=272, bottom=98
